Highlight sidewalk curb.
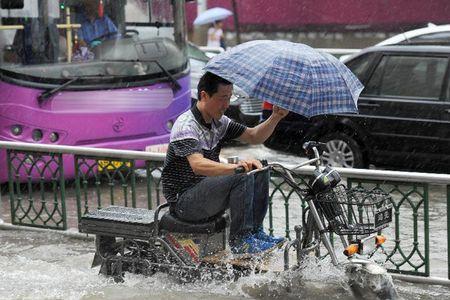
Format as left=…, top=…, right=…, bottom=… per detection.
left=0, top=222, right=94, bottom=241
left=391, top=273, right=450, bottom=287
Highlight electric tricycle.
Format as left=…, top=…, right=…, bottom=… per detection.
left=79, top=141, right=397, bottom=299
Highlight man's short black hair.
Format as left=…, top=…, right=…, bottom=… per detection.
left=197, top=72, right=232, bottom=101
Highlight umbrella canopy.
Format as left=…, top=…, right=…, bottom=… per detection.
left=204, top=40, right=363, bottom=117
left=193, top=7, right=233, bottom=26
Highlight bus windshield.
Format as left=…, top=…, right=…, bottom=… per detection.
left=0, top=0, right=188, bottom=87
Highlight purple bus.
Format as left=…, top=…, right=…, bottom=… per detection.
left=0, top=0, right=191, bottom=182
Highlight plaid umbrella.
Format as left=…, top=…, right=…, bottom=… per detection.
left=204, top=40, right=363, bottom=117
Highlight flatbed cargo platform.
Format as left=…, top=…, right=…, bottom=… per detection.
left=79, top=206, right=157, bottom=240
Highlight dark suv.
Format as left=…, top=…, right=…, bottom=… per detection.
left=263, top=45, right=450, bottom=172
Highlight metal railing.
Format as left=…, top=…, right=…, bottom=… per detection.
left=269, top=164, right=450, bottom=278
left=1, top=142, right=165, bottom=230
left=1, top=141, right=449, bottom=279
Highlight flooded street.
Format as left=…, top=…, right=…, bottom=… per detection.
left=1, top=228, right=450, bottom=300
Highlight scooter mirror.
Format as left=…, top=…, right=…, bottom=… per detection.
left=302, top=141, right=326, bottom=159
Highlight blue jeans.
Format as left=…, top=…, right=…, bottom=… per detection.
left=174, top=170, right=270, bottom=240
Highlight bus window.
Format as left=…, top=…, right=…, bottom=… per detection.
left=0, top=0, right=191, bottom=182
left=0, top=0, right=188, bottom=83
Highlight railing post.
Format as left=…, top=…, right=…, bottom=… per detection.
left=74, top=155, right=82, bottom=221
left=130, top=160, right=136, bottom=208
left=146, top=162, right=153, bottom=209
left=424, top=184, right=430, bottom=277
left=58, top=153, right=67, bottom=230
left=268, top=189, right=274, bottom=236
left=447, top=184, right=450, bottom=280
left=284, top=191, right=290, bottom=239
left=6, top=150, right=14, bottom=224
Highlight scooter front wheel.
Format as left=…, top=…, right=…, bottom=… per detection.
left=345, top=260, right=398, bottom=300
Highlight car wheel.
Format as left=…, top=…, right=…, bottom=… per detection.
left=320, top=133, right=364, bottom=168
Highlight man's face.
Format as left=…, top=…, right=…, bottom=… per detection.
left=201, top=84, right=232, bottom=120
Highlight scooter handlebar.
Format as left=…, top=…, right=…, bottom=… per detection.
left=234, top=166, right=246, bottom=174
left=233, top=159, right=268, bottom=174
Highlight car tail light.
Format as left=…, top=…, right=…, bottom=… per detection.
left=262, top=101, right=273, bottom=110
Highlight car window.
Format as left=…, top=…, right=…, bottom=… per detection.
left=445, top=78, right=450, bottom=101
left=406, top=32, right=450, bottom=45
left=364, top=55, right=448, bottom=100
left=345, top=52, right=377, bottom=82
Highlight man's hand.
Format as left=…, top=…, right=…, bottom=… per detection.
left=272, top=105, right=289, bottom=119
left=236, top=158, right=263, bottom=172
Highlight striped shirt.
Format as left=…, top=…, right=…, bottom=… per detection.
left=161, top=105, right=246, bottom=203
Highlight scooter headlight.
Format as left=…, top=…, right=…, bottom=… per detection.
left=310, top=166, right=341, bottom=193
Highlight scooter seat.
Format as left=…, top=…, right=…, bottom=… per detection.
left=159, top=211, right=228, bottom=234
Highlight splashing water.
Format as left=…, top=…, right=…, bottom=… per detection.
left=235, top=256, right=353, bottom=299
left=1, top=225, right=450, bottom=299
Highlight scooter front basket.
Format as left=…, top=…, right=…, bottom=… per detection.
left=314, top=185, right=393, bottom=235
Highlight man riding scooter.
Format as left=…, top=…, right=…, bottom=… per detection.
left=161, top=72, right=289, bottom=254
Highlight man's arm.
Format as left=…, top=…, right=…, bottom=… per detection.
left=187, top=153, right=236, bottom=176
left=187, top=154, right=263, bottom=176
left=239, top=106, right=289, bottom=144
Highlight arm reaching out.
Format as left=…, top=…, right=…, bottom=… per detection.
left=239, top=105, right=289, bottom=144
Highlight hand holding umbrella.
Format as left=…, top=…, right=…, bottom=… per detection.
left=272, top=105, right=289, bottom=119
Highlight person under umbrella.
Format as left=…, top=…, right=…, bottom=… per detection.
left=207, top=20, right=226, bottom=49
left=162, top=40, right=362, bottom=255
left=161, top=72, right=288, bottom=254
left=194, top=7, right=232, bottom=49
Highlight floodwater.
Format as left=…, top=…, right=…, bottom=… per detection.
left=1, top=144, right=450, bottom=299
left=1, top=228, right=450, bottom=300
